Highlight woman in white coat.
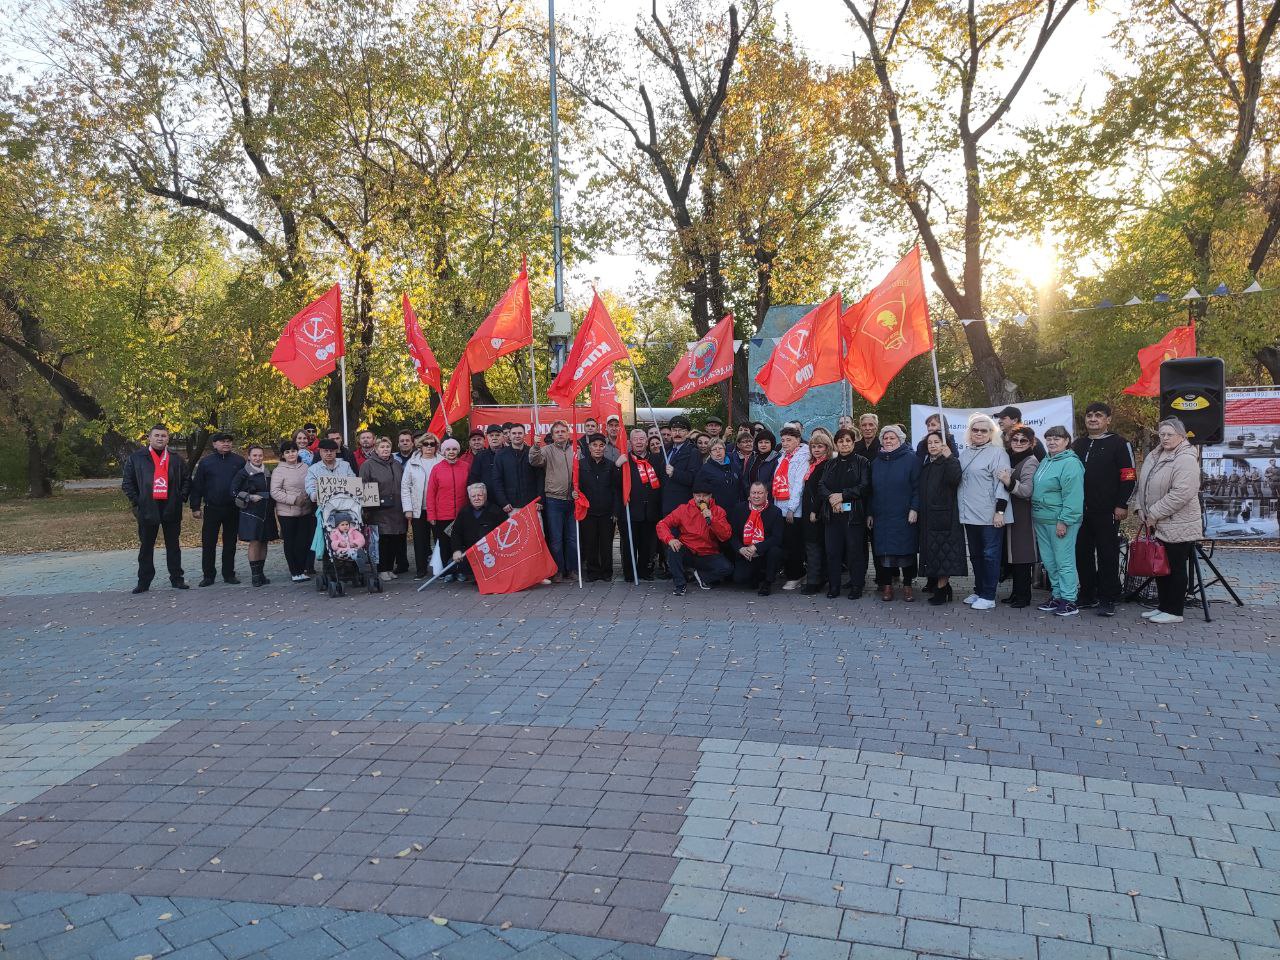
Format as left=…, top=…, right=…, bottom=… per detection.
left=400, top=433, right=440, bottom=579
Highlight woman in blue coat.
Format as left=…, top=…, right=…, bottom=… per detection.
left=694, top=438, right=743, bottom=511
left=869, top=425, right=922, bottom=601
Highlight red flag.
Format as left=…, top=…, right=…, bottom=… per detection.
left=466, top=499, right=558, bottom=594
left=463, top=260, right=532, bottom=372
left=668, top=314, right=735, bottom=402
left=270, top=284, right=344, bottom=389
left=572, top=448, right=590, bottom=521
left=841, top=247, right=933, bottom=405
left=403, top=294, right=442, bottom=392
left=547, top=292, right=629, bottom=406
left=591, top=366, right=624, bottom=438
left=1124, top=324, right=1197, bottom=397
left=428, top=356, right=473, bottom=437
left=753, top=293, right=843, bottom=406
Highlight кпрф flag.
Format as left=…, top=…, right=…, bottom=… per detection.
left=403, top=294, right=442, bottom=392
left=463, top=259, right=532, bottom=373
left=1124, top=323, right=1197, bottom=397
left=270, top=283, right=344, bottom=389
left=547, top=292, right=629, bottom=406
left=754, top=294, right=843, bottom=406
left=668, top=314, right=734, bottom=402
left=466, top=499, right=558, bottom=594
left=842, top=247, right=932, bottom=405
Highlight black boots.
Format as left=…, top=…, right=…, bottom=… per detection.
left=249, top=561, right=271, bottom=587
left=928, top=584, right=953, bottom=605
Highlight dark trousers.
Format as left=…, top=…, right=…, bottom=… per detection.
left=1008, top=561, right=1032, bottom=603
left=804, top=532, right=827, bottom=588
left=825, top=517, right=868, bottom=595
left=378, top=533, right=406, bottom=573
left=200, top=504, right=239, bottom=579
left=781, top=517, right=805, bottom=580
left=1156, top=539, right=1194, bottom=616
left=138, top=520, right=183, bottom=586
left=732, top=544, right=782, bottom=586
left=392, top=530, right=409, bottom=573
left=410, top=514, right=433, bottom=576
left=581, top=515, right=615, bottom=581
left=619, top=517, right=657, bottom=580
left=1076, top=510, right=1122, bottom=603
left=875, top=561, right=917, bottom=586
left=666, top=546, right=732, bottom=589
left=964, top=524, right=1004, bottom=600
left=278, top=515, right=312, bottom=576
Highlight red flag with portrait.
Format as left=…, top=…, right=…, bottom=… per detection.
left=403, top=294, right=442, bottom=392
left=427, top=356, right=473, bottom=437
left=547, top=292, right=629, bottom=406
left=466, top=500, right=558, bottom=594
left=270, top=284, right=344, bottom=389
left=669, top=314, right=735, bottom=402
left=753, top=294, right=843, bottom=406
left=463, top=259, right=533, bottom=372
left=1123, top=323, right=1197, bottom=397
left=841, top=247, right=932, bottom=405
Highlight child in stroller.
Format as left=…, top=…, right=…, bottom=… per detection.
left=314, top=493, right=382, bottom=596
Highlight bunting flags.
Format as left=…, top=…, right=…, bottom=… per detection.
left=402, top=294, right=442, bottom=392
left=668, top=314, right=735, bottom=402
left=463, top=260, right=532, bottom=372
left=270, top=284, right=344, bottom=389
left=427, top=355, right=473, bottom=437
left=1123, top=324, right=1197, bottom=397
left=547, top=292, right=629, bottom=406
left=753, top=294, right=843, bottom=406
left=841, top=247, right=933, bottom=405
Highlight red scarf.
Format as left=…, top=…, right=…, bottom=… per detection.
left=149, top=447, right=169, bottom=500
left=773, top=451, right=794, bottom=501
left=742, top=507, right=766, bottom=545
left=805, top=454, right=826, bottom=481
left=635, top=457, right=659, bottom=488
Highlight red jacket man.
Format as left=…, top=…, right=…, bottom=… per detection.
left=656, top=481, right=733, bottom=596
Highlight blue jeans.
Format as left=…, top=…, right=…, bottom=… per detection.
left=964, top=524, right=1004, bottom=600
left=544, top=497, right=578, bottom=575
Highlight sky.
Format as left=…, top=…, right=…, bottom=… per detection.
left=553, top=0, right=1122, bottom=307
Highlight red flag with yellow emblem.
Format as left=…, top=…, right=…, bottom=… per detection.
left=753, top=294, right=843, bottom=406
left=841, top=247, right=932, bottom=405
left=1123, top=323, right=1197, bottom=397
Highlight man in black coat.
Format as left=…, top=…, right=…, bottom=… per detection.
left=188, top=431, right=246, bottom=586
left=617, top=428, right=664, bottom=581
left=468, top=424, right=505, bottom=500
left=324, top=427, right=360, bottom=471
left=490, top=424, right=542, bottom=513
left=1071, top=401, right=1136, bottom=617
left=727, top=482, right=783, bottom=596
left=122, top=424, right=191, bottom=593
left=660, top=415, right=700, bottom=514
left=450, top=482, right=509, bottom=583
left=577, top=434, right=619, bottom=582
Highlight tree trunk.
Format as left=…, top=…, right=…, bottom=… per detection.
left=955, top=307, right=1018, bottom=404
left=25, top=433, right=54, bottom=498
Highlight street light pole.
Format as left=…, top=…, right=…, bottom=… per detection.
left=547, top=0, right=566, bottom=315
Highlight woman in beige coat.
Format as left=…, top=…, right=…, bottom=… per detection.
left=1133, top=418, right=1202, bottom=624
left=270, top=440, right=314, bottom=582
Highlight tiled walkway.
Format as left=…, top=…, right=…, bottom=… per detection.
left=0, top=547, right=1277, bottom=959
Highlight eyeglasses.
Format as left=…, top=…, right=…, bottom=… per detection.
left=421, top=441, right=438, bottom=448
left=970, top=427, right=990, bottom=433
left=1010, top=437, right=1030, bottom=444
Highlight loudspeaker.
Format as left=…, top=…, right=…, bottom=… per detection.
left=1159, top=357, right=1225, bottom=445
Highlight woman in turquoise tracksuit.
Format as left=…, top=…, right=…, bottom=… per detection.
left=1031, top=425, right=1085, bottom=616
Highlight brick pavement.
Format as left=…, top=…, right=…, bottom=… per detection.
left=0, top=549, right=1278, bottom=959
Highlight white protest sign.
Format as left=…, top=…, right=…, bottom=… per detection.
left=314, top=474, right=380, bottom=507
left=910, top=395, right=1075, bottom=449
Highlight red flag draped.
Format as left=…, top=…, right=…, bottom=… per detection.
left=668, top=314, right=735, bottom=402
left=591, top=367, right=624, bottom=436
left=403, top=294, right=442, bottom=392
left=753, top=294, right=843, bottom=406
left=1124, top=324, right=1197, bottom=397
left=463, top=260, right=533, bottom=372
left=466, top=500, right=558, bottom=594
left=841, top=247, right=933, bottom=405
left=547, top=292, right=629, bottom=406
left=428, top=356, right=473, bottom=437
left=270, top=284, right=344, bottom=389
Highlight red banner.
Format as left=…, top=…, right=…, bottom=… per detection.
left=403, top=294, right=442, bottom=392
left=270, top=283, right=344, bottom=389
left=428, top=356, right=473, bottom=437
left=669, top=314, right=734, bottom=402
left=842, top=247, right=933, bottom=405
left=1124, top=324, right=1196, bottom=397
left=463, top=260, right=533, bottom=373
left=754, top=293, right=843, bottom=406
left=466, top=499, right=558, bottom=594
left=547, top=292, right=629, bottom=406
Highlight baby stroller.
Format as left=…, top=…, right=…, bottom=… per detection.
left=314, top=492, right=382, bottom=597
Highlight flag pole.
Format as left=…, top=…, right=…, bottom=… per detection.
left=339, top=355, right=350, bottom=444
left=627, top=356, right=671, bottom=462
left=416, top=558, right=458, bottom=592
left=571, top=404, right=583, bottom=589
left=624, top=501, right=639, bottom=585
left=529, top=342, right=541, bottom=437
left=929, top=318, right=945, bottom=443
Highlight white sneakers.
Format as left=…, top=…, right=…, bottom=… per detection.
left=290, top=574, right=308, bottom=583
left=963, top=594, right=980, bottom=605
left=971, top=598, right=996, bottom=610
left=1141, top=609, right=1160, bottom=619
left=379, top=571, right=394, bottom=582
left=782, top=578, right=804, bottom=591
left=1148, top=611, right=1184, bottom=623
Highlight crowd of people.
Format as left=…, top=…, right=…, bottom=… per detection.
left=122, top=402, right=1206, bottom=624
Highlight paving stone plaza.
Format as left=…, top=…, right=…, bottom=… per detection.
left=1, top=547, right=1278, bottom=959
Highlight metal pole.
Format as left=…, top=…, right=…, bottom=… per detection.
left=339, top=355, right=350, bottom=444
left=571, top=404, right=583, bottom=588
left=547, top=0, right=565, bottom=313
left=529, top=343, right=541, bottom=436
left=628, top=356, right=671, bottom=462
left=416, top=558, right=458, bottom=592
left=624, top=501, right=639, bottom=585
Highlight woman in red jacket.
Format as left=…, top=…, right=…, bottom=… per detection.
left=425, top=438, right=472, bottom=582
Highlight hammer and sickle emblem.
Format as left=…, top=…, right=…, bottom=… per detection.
left=494, top=518, right=521, bottom=551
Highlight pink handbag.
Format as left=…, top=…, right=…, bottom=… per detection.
left=1128, top=528, right=1170, bottom=578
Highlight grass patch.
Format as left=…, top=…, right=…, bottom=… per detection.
left=0, top=487, right=201, bottom=555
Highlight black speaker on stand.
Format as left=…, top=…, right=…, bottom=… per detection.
left=1137, top=356, right=1243, bottom=621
